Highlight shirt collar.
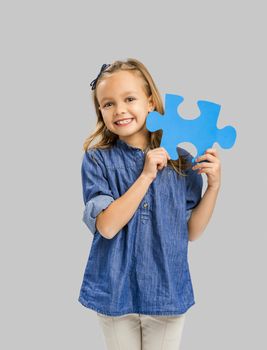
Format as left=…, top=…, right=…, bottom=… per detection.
left=115, top=139, right=150, bottom=154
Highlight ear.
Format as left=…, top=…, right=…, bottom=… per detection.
left=148, top=95, right=155, bottom=111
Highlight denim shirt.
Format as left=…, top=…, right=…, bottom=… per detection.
left=78, top=139, right=203, bottom=316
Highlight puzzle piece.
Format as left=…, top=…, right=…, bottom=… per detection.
left=146, top=94, right=237, bottom=162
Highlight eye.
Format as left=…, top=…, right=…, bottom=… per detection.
left=103, top=102, right=112, bottom=108
left=126, top=97, right=136, bottom=102
left=102, top=97, right=136, bottom=108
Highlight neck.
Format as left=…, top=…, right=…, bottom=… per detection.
left=119, top=131, right=150, bottom=151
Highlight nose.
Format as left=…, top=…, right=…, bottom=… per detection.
left=114, top=102, right=127, bottom=116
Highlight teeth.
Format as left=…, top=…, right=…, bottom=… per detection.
left=116, top=118, right=132, bottom=125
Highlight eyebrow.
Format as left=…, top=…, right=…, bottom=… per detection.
left=100, top=91, right=138, bottom=104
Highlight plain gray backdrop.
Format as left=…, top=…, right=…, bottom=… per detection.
left=1, top=0, right=266, bottom=349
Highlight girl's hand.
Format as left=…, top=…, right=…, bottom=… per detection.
left=192, top=148, right=221, bottom=190
left=141, top=147, right=170, bottom=181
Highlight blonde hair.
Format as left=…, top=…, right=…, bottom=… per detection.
left=83, top=58, right=190, bottom=175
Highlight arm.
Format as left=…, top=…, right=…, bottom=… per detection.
left=188, top=148, right=221, bottom=242
left=96, top=174, right=153, bottom=239
left=188, top=185, right=220, bottom=241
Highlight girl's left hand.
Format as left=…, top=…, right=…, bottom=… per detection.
left=192, top=148, right=221, bottom=190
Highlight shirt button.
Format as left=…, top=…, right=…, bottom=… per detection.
left=143, top=202, right=148, bottom=208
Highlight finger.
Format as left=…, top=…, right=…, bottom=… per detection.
left=159, top=147, right=171, bottom=160
left=204, top=148, right=220, bottom=158
left=196, top=153, right=218, bottom=163
left=154, top=156, right=166, bottom=168
left=151, top=147, right=169, bottom=154
left=157, top=162, right=166, bottom=170
left=192, top=161, right=214, bottom=170
left=164, top=150, right=171, bottom=160
left=158, top=153, right=168, bottom=165
left=197, top=167, right=214, bottom=174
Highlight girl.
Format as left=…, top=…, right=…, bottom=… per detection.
left=78, top=58, right=221, bottom=350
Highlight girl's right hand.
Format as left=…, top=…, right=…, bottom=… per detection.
left=141, top=147, right=171, bottom=181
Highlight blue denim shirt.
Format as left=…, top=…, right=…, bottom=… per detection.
left=78, top=139, right=203, bottom=316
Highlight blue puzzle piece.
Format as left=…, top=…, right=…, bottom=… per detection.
left=146, top=94, right=237, bottom=162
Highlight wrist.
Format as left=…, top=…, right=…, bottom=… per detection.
left=207, top=184, right=221, bottom=192
left=140, top=172, right=155, bottom=184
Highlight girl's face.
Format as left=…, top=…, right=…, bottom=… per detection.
left=96, top=70, right=155, bottom=147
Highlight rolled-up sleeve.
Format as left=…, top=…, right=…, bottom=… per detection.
left=81, top=149, right=115, bottom=235
left=184, top=151, right=203, bottom=221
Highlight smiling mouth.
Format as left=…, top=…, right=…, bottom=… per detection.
left=114, top=118, right=134, bottom=126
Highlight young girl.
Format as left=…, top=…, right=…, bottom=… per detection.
left=78, top=58, right=221, bottom=350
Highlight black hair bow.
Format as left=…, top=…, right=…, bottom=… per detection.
left=89, top=63, right=111, bottom=90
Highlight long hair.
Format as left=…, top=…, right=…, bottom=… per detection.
left=83, top=58, right=190, bottom=175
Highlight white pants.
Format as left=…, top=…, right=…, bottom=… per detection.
left=97, top=312, right=186, bottom=350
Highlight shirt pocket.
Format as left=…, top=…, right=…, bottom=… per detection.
left=156, top=168, right=186, bottom=210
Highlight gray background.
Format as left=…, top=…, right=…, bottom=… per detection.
left=1, top=0, right=266, bottom=349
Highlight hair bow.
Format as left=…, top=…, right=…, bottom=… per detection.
left=89, top=63, right=111, bottom=90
